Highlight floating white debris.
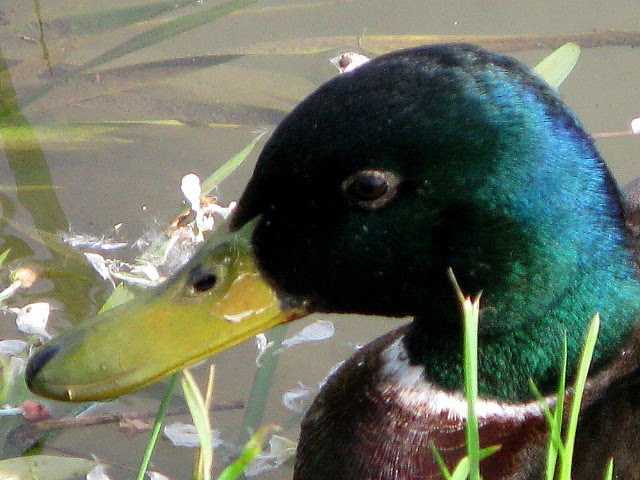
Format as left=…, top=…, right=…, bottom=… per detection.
left=61, top=231, right=127, bottom=251
left=181, top=173, right=202, bottom=212
left=178, top=174, right=237, bottom=241
left=330, top=52, right=370, bottom=73
left=164, top=422, right=199, bottom=447
left=0, top=281, right=21, bottom=303
left=201, top=201, right=236, bottom=220
left=244, top=435, right=297, bottom=476
left=0, top=339, right=28, bottom=356
left=163, top=422, right=224, bottom=449
left=109, top=269, right=162, bottom=287
left=280, top=320, right=335, bottom=350
left=255, top=333, right=273, bottom=367
left=147, top=472, right=171, bottom=480
left=130, top=263, right=161, bottom=282
left=11, top=302, right=51, bottom=339
left=631, top=117, right=640, bottom=134
left=84, top=253, right=114, bottom=286
left=86, top=464, right=112, bottom=480
left=0, top=406, right=23, bottom=417
left=282, top=382, right=314, bottom=414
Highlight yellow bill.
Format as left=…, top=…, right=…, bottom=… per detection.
left=26, top=221, right=306, bottom=402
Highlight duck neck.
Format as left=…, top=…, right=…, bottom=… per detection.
left=403, top=251, right=640, bottom=402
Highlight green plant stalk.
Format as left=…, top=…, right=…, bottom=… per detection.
left=0, top=249, right=10, bottom=267
left=136, top=373, right=178, bottom=480
left=558, top=314, right=600, bottom=480
left=546, top=334, right=567, bottom=479
left=528, top=380, right=565, bottom=460
left=218, top=426, right=271, bottom=480
left=462, top=294, right=482, bottom=480
left=429, top=443, right=453, bottom=480
left=182, top=369, right=214, bottom=480
left=237, top=323, right=288, bottom=446
left=200, top=131, right=265, bottom=196
left=603, top=458, right=614, bottom=480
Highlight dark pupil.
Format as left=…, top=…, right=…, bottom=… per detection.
left=350, top=173, right=388, bottom=201
left=189, top=265, right=217, bottom=293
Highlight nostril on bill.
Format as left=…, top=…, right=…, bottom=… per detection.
left=25, top=344, right=60, bottom=387
left=188, top=264, right=218, bottom=293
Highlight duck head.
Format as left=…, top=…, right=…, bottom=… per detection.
left=26, top=44, right=640, bottom=402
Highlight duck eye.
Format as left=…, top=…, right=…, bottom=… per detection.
left=342, top=169, right=400, bottom=209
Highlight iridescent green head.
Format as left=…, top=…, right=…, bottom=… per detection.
left=231, top=44, right=640, bottom=399
left=27, top=44, right=640, bottom=402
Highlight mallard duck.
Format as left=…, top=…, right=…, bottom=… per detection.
left=26, top=44, right=640, bottom=479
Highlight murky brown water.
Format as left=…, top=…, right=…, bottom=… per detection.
left=0, top=0, right=639, bottom=478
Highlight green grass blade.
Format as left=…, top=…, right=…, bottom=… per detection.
left=559, top=314, right=600, bottom=480
left=0, top=249, right=10, bottom=268
left=217, top=426, right=272, bottom=480
left=546, top=334, right=568, bottom=479
left=451, top=446, right=502, bottom=480
left=182, top=369, right=214, bottom=480
left=99, top=283, right=135, bottom=313
left=603, top=458, right=614, bottom=480
left=430, top=443, right=453, bottom=480
left=82, top=0, right=259, bottom=71
left=136, top=374, right=178, bottom=480
left=528, top=379, right=565, bottom=461
left=237, top=324, right=288, bottom=446
left=462, top=293, right=482, bottom=480
left=479, top=445, right=501, bottom=459
left=201, top=131, right=265, bottom=195
left=531, top=333, right=567, bottom=480
left=534, top=42, right=581, bottom=89
left=450, top=457, right=470, bottom=480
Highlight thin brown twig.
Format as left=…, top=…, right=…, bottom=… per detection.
left=27, top=400, right=244, bottom=433
left=32, top=0, right=53, bottom=75
left=593, top=130, right=637, bottom=139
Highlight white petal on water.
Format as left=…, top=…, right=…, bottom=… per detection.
left=164, top=422, right=199, bottom=447
left=130, top=263, right=161, bottom=282
left=0, top=281, right=21, bottom=303
left=147, top=472, right=171, bottom=480
left=163, top=422, right=224, bottom=449
left=244, top=435, right=297, bottom=476
left=195, top=211, right=214, bottom=234
left=0, top=406, right=23, bottom=416
left=631, top=117, right=640, bottom=134
left=86, top=464, right=112, bottom=480
left=61, top=231, right=127, bottom=251
left=181, top=173, right=202, bottom=212
left=84, top=253, right=114, bottom=285
left=201, top=201, right=237, bottom=220
left=11, top=302, right=51, bottom=339
left=280, top=320, right=335, bottom=350
left=282, top=382, right=314, bottom=413
left=255, top=333, right=274, bottom=367
left=0, top=339, right=28, bottom=356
